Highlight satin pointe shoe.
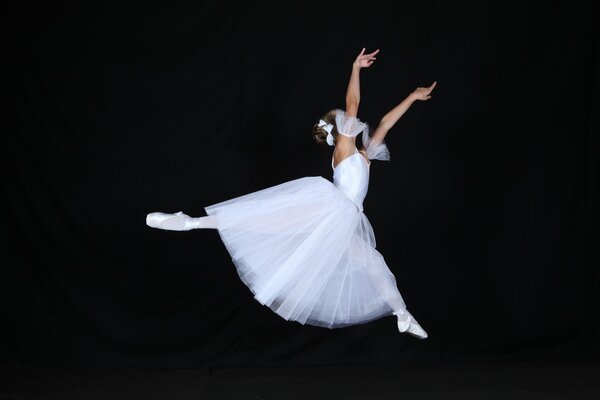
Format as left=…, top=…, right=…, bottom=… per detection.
left=393, top=310, right=428, bottom=339
left=406, top=320, right=428, bottom=339
left=146, top=211, right=193, bottom=231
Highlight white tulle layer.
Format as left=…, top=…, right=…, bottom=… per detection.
left=205, top=176, right=407, bottom=328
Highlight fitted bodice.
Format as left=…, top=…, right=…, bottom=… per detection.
left=332, top=148, right=370, bottom=212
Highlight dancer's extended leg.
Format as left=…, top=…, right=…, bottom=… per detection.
left=188, top=215, right=218, bottom=229
left=146, top=212, right=218, bottom=231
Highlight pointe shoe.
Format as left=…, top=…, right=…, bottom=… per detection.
left=393, top=310, right=428, bottom=339
left=146, top=211, right=193, bottom=231
left=393, top=311, right=411, bottom=332
left=406, top=320, right=428, bottom=339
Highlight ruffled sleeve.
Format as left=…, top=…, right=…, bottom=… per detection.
left=361, top=125, right=390, bottom=161
left=335, top=109, right=367, bottom=137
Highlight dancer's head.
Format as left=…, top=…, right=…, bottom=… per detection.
left=312, top=109, right=339, bottom=146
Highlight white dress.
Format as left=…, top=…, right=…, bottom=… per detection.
left=204, top=110, right=410, bottom=328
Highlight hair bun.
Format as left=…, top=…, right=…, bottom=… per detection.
left=312, top=123, right=328, bottom=145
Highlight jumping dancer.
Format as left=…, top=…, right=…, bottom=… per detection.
left=147, top=48, right=436, bottom=338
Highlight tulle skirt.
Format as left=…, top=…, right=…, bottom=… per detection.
left=205, top=176, right=407, bottom=328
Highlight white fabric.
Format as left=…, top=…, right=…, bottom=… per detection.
left=334, top=109, right=390, bottom=160
left=331, top=148, right=369, bottom=212
left=204, top=146, right=410, bottom=329
left=334, top=109, right=367, bottom=137
left=318, top=119, right=334, bottom=134
left=326, top=132, right=335, bottom=146
left=361, top=125, right=390, bottom=161
left=318, top=119, right=335, bottom=146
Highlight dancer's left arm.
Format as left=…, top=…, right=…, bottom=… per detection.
left=345, top=48, right=379, bottom=117
left=370, top=81, right=437, bottom=145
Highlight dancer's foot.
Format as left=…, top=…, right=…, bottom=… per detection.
left=393, top=310, right=428, bottom=339
left=146, top=211, right=193, bottom=231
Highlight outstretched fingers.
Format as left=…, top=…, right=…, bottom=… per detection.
left=357, top=48, right=379, bottom=61
left=363, top=49, right=379, bottom=62
left=425, top=81, right=437, bottom=100
left=428, top=81, right=437, bottom=93
left=366, top=49, right=380, bottom=58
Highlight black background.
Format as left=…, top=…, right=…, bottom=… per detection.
left=4, top=1, right=599, bottom=369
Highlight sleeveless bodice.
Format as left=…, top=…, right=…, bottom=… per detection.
left=332, top=148, right=370, bottom=212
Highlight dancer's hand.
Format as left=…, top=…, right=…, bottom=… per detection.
left=411, top=81, right=437, bottom=101
left=353, top=48, right=379, bottom=69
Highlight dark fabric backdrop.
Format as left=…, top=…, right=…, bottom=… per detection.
left=4, top=1, right=599, bottom=368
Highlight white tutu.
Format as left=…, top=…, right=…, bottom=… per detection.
left=205, top=175, right=407, bottom=328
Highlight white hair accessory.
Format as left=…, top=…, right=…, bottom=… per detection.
left=318, top=119, right=335, bottom=146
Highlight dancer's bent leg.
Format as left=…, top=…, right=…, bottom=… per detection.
left=365, top=251, right=427, bottom=338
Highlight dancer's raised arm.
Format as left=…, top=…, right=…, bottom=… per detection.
left=370, top=81, right=437, bottom=144
left=345, top=48, right=379, bottom=117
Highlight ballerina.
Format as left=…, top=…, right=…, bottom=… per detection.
left=147, top=48, right=436, bottom=339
